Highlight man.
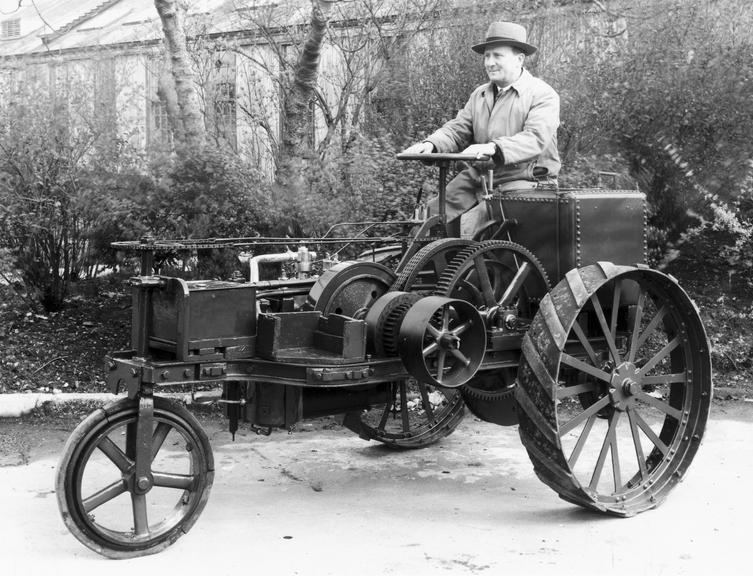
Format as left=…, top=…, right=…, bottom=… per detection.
left=403, top=21, right=561, bottom=238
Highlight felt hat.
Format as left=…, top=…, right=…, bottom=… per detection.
left=471, top=21, right=537, bottom=56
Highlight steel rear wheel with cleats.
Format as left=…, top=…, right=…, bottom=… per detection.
left=516, top=262, right=712, bottom=516
left=56, top=397, right=214, bottom=558
left=342, top=379, right=465, bottom=449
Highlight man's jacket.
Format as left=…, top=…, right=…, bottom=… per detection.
left=425, top=68, right=561, bottom=183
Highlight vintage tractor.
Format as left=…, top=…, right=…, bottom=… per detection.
left=56, top=153, right=712, bottom=558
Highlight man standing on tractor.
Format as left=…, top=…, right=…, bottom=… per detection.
left=402, top=21, right=561, bottom=238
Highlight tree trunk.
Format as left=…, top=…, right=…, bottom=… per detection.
left=154, top=0, right=205, bottom=152
left=277, top=0, right=335, bottom=186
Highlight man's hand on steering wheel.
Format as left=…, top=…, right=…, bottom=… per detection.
left=463, top=143, right=497, bottom=159
left=402, top=142, right=435, bottom=155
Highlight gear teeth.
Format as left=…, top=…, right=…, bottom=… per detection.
left=381, top=302, right=413, bottom=356
left=391, top=238, right=474, bottom=292
left=369, top=291, right=421, bottom=356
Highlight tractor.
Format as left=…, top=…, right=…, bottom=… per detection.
left=55, top=153, right=711, bottom=558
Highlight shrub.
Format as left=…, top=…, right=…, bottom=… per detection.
left=0, top=74, right=148, bottom=311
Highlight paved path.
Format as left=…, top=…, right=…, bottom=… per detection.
left=1, top=404, right=751, bottom=576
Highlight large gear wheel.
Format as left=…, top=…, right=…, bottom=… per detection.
left=461, top=369, right=518, bottom=426
left=434, top=240, right=550, bottom=317
left=433, top=240, right=550, bottom=424
left=307, top=261, right=396, bottom=318
left=391, top=238, right=475, bottom=293
left=516, top=262, right=712, bottom=517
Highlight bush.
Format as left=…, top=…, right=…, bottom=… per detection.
left=0, top=75, right=149, bottom=311
left=552, top=0, right=753, bottom=263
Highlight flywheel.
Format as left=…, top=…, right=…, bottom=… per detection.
left=306, top=261, right=396, bottom=318
left=515, top=262, right=712, bottom=516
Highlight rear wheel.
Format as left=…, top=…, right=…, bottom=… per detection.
left=516, top=263, right=712, bottom=516
left=56, top=397, right=214, bottom=558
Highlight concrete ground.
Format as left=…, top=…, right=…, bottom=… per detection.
left=1, top=401, right=751, bottom=576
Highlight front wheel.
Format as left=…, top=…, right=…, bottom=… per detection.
left=56, top=397, right=214, bottom=558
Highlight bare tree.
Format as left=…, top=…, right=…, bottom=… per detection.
left=276, top=0, right=336, bottom=189
left=231, top=0, right=441, bottom=181
left=154, top=0, right=206, bottom=151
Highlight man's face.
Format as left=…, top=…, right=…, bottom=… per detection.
left=484, top=45, right=524, bottom=88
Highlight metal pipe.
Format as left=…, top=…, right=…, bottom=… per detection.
left=241, top=250, right=297, bottom=283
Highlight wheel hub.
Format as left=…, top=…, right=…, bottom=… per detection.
left=608, top=362, right=641, bottom=411
left=438, top=332, right=461, bottom=350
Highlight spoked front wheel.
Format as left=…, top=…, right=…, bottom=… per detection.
left=516, top=263, right=712, bottom=516
left=56, top=397, right=214, bottom=558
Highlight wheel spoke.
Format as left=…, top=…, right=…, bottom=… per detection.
left=561, top=353, right=612, bottom=384
left=610, top=413, right=622, bottom=491
left=399, top=382, right=410, bottom=432
left=641, top=372, right=687, bottom=386
left=451, top=320, right=473, bottom=337
left=567, top=414, right=597, bottom=468
left=449, top=346, right=471, bottom=367
left=634, top=390, right=683, bottom=420
left=418, top=383, right=436, bottom=424
left=131, top=493, right=149, bottom=536
left=632, top=409, right=669, bottom=455
left=97, top=436, right=132, bottom=473
left=423, top=341, right=439, bottom=356
left=570, top=319, right=600, bottom=367
left=634, top=304, right=668, bottom=353
left=560, top=395, right=611, bottom=436
left=557, top=381, right=599, bottom=399
left=627, top=289, right=647, bottom=363
left=589, top=293, right=621, bottom=364
left=377, top=385, right=397, bottom=431
left=637, top=336, right=680, bottom=378
left=83, top=480, right=127, bottom=513
left=627, top=406, right=649, bottom=482
left=589, top=411, right=621, bottom=491
left=152, top=472, right=196, bottom=490
left=497, top=261, right=531, bottom=307
left=441, top=304, right=450, bottom=331
left=151, top=422, right=172, bottom=462
left=426, top=324, right=442, bottom=339
left=473, top=256, right=496, bottom=307
left=435, top=349, right=447, bottom=382
left=610, top=279, right=622, bottom=340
